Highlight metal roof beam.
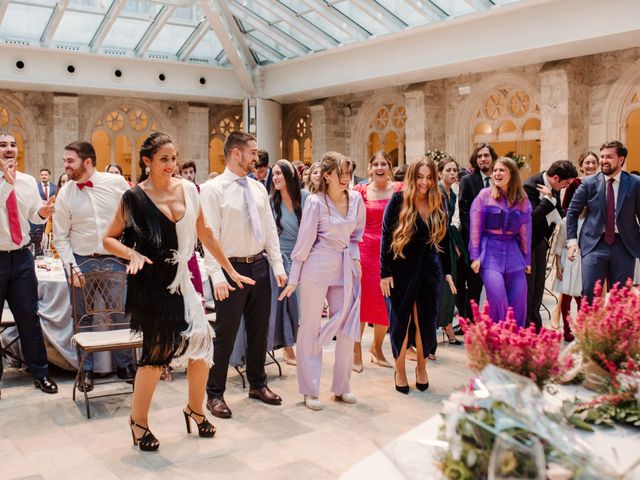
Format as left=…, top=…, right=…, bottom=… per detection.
left=0, top=2, right=10, bottom=27
left=202, top=0, right=256, bottom=94
left=300, top=0, right=369, bottom=39
left=252, top=0, right=337, bottom=50
left=134, top=5, right=175, bottom=56
left=245, top=35, right=286, bottom=63
left=464, top=0, right=495, bottom=10
left=176, top=17, right=209, bottom=60
left=89, top=0, right=125, bottom=52
left=40, top=0, right=69, bottom=48
left=213, top=0, right=256, bottom=70
left=405, top=0, right=448, bottom=22
left=227, top=2, right=309, bottom=57
left=350, top=0, right=407, bottom=31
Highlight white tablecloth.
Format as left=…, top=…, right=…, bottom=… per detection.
left=342, top=385, right=640, bottom=479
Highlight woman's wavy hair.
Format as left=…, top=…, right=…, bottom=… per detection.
left=306, top=161, right=322, bottom=193
left=489, top=157, right=527, bottom=205
left=138, top=132, right=174, bottom=182
left=271, top=159, right=303, bottom=234
left=317, top=152, right=353, bottom=195
left=391, top=157, right=448, bottom=257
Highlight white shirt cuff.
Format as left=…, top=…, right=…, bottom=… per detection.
left=567, top=239, right=578, bottom=247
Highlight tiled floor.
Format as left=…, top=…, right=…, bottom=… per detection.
left=0, top=328, right=473, bottom=480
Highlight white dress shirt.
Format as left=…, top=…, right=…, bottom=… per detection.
left=200, top=168, right=285, bottom=285
left=542, top=173, right=562, bottom=226
left=53, top=171, right=129, bottom=271
left=0, top=172, right=46, bottom=251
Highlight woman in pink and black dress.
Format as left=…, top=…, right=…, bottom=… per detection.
left=352, top=151, right=402, bottom=371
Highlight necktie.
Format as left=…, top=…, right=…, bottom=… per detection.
left=604, top=178, right=615, bottom=245
left=484, top=176, right=490, bottom=188
left=236, top=177, right=263, bottom=244
left=77, top=180, right=93, bottom=190
left=6, top=190, right=23, bottom=246
left=43, top=183, right=49, bottom=200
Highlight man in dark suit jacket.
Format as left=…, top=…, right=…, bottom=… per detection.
left=523, top=161, right=577, bottom=332
left=250, top=149, right=273, bottom=191
left=29, top=167, right=56, bottom=255
left=457, top=143, right=497, bottom=319
left=567, top=141, right=640, bottom=301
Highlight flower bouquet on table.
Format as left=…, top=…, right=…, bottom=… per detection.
left=505, top=151, right=528, bottom=170
left=438, top=366, right=616, bottom=480
left=459, top=302, right=566, bottom=388
left=425, top=149, right=451, bottom=163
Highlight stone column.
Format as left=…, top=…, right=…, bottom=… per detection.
left=309, top=104, right=326, bottom=163
left=540, top=69, right=570, bottom=170
left=404, top=90, right=426, bottom=162
left=185, top=105, right=210, bottom=183
left=52, top=95, right=79, bottom=180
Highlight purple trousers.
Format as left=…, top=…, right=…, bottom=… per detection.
left=480, top=268, right=527, bottom=327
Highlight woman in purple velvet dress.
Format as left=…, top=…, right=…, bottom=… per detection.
left=469, top=157, right=532, bottom=326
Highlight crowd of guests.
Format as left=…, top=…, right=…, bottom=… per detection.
left=2, top=126, right=640, bottom=451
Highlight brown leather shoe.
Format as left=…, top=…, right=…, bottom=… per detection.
left=248, top=386, right=282, bottom=405
left=206, top=396, right=232, bottom=419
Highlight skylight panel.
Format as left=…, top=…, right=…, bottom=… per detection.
left=189, top=30, right=224, bottom=61
left=52, top=11, right=104, bottom=45
left=332, top=1, right=388, bottom=37
left=0, top=3, right=54, bottom=41
left=102, top=17, right=151, bottom=50
left=148, top=23, right=194, bottom=55
left=375, top=0, right=431, bottom=27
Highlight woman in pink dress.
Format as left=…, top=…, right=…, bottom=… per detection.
left=352, top=152, right=403, bottom=371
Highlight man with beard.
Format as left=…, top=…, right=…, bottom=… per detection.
left=53, top=141, right=135, bottom=391
left=200, top=131, right=286, bottom=418
left=457, top=143, right=497, bottom=319
left=0, top=130, right=58, bottom=396
left=567, top=140, right=640, bottom=301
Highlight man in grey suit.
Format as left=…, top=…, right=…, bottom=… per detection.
left=567, top=140, right=640, bottom=301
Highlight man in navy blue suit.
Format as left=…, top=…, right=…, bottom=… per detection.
left=567, top=140, right=640, bottom=301
left=29, top=168, right=56, bottom=255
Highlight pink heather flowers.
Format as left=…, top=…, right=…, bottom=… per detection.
left=459, top=302, right=563, bottom=388
left=571, top=280, right=640, bottom=372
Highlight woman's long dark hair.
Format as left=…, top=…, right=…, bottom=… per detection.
left=271, top=159, right=303, bottom=234
left=138, top=132, right=173, bottom=183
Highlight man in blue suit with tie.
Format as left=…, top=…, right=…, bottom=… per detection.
left=29, top=168, right=56, bottom=255
left=567, top=140, right=640, bottom=301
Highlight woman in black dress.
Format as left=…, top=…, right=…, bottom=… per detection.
left=380, top=157, right=455, bottom=394
left=104, top=132, right=253, bottom=451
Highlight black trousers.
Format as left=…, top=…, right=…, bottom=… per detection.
left=526, top=242, right=548, bottom=333
left=0, top=248, right=48, bottom=380
left=455, top=260, right=483, bottom=320
left=206, top=256, right=272, bottom=398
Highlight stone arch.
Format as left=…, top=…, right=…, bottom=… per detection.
left=351, top=91, right=406, bottom=174
left=209, top=106, right=243, bottom=173
left=0, top=93, right=41, bottom=175
left=452, top=73, right=540, bottom=167
left=283, top=105, right=312, bottom=164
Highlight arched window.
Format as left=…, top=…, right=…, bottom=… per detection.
left=366, top=104, right=406, bottom=166
left=209, top=112, right=243, bottom=173
left=0, top=104, right=27, bottom=172
left=472, top=87, right=541, bottom=173
left=284, top=110, right=312, bottom=165
left=624, top=90, right=640, bottom=172
left=91, top=106, right=159, bottom=180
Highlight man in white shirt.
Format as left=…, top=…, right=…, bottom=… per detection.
left=0, top=131, right=58, bottom=396
left=200, top=131, right=287, bottom=418
left=53, top=141, right=135, bottom=391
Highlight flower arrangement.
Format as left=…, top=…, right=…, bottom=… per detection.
left=504, top=151, right=528, bottom=169
left=459, top=302, right=565, bottom=388
left=425, top=149, right=451, bottom=163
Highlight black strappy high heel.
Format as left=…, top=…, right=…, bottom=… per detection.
left=415, top=367, right=429, bottom=391
left=129, top=417, right=159, bottom=452
left=183, top=405, right=216, bottom=438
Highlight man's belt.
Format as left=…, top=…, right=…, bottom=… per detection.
left=228, top=252, right=264, bottom=264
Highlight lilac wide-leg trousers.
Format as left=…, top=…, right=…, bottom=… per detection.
left=480, top=268, right=527, bottom=327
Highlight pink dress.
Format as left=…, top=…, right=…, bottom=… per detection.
left=353, top=182, right=403, bottom=326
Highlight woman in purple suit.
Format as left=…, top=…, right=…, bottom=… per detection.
left=469, top=157, right=532, bottom=326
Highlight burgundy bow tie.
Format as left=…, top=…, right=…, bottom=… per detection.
left=77, top=180, right=93, bottom=190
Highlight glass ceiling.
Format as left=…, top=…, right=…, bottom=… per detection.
left=0, top=0, right=524, bottom=67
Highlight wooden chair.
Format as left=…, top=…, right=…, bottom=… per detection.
left=70, top=257, right=142, bottom=419
left=0, top=308, right=21, bottom=384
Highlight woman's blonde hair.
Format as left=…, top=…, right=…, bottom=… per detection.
left=490, top=157, right=527, bottom=205
left=306, top=161, right=322, bottom=193
left=391, top=157, right=448, bottom=257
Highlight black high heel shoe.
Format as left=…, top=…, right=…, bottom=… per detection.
left=129, top=417, right=159, bottom=452
left=183, top=405, right=216, bottom=438
left=415, top=368, right=429, bottom=392
left=394, top=372, right=410, bottom=395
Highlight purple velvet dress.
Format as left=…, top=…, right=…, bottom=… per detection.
left=469, top=188, right=532, bottom=326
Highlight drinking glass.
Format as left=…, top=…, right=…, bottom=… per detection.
left=488, top=431, right=545, bottom=480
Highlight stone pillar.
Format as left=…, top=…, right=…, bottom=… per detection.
left=243, top=98, right=282, bottom=161
left=52, top=95, right=79, bottom=180
left=185, top=105, right=210, bottom=183
left=424, top=80, right=446, bottom=154
left=309, top=104, right=326, bottom=163
left=404, top=90, right=426, bottom=162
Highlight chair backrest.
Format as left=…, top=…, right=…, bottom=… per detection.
left=70, top=257, right=128, bottom=333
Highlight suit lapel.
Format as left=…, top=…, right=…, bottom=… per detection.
left=616, top=172, right=629, bottom=217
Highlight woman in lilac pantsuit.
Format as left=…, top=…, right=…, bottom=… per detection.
left=279, top=152, right=365, bottom=411
left=469, top=157, right=532, bottom=326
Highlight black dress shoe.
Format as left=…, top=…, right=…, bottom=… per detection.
left=207, top=397, right=232, bottom=419
left=117, top=365, right=136, bottom=383
left=34, top=376, right=58, bottom=394
left=394, top=373, right=409, bottom=395
left=78, top=370, right=94, bottom=393
left=248, top=386, right=282, bottom=405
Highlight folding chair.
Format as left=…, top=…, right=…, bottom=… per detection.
left=70, top=257, right=142, bottom=418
